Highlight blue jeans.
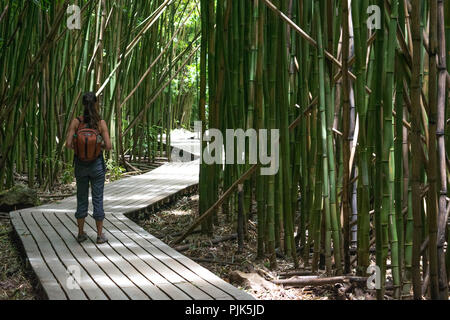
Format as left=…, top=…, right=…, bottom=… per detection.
left=74, top=155, right=106, bottom=221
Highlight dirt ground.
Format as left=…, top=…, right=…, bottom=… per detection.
left=0, top=217, right=40, bottom=300
left=135, top=194, right=376, bottom=300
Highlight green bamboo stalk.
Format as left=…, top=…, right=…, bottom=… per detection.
left=315, top=0, right=333, bottom=274
left=410, top=0, right=424, bottom=299
left=341, top=0, right=351, bottom=275
left=426, top=0, right=440, bottom=299
left=351, top=0, right=370, bottom=275
left=436, top=0, right=449, bottom=299
left=383, top=0, right=401, bottom=299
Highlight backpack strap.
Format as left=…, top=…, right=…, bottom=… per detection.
left=76, top=116, right=88, bottom=131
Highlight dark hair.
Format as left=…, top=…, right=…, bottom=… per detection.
left=82, top=92, right=101, bottom=130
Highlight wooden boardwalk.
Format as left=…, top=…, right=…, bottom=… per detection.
left=10, top=151, right=253, bottom=300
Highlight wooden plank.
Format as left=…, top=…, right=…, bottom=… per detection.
left=63, top=213, right=171, bottom=300
left=56, top=213, right=151, bottom=300
left=103, top=178, right=173, bottom=213
left=89, top=218, right=198, bottom=300
left=99, top=168, right=179, bottom=210
left=108, top=214, right=239, bottom=300
left=103, top=174, right=164, bottom=195
left=100, top=217, right=211, bottom=300
left=103, top=179, right=162, bottom=198
left=31, top=212, right=108, bottom=300
left=111, top=213, right=253, bottom=300
left=19, top=212, right=87, bottom=300
left=10, top=213, right=68, bottom=300
left=103, top=173, right=197, bottom=213
left=44, top=212, right=129, bottom=300
left=109, top=177, right=194, bottom=213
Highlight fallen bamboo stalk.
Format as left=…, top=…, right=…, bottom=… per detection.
left=191, top=258, right=241, bottom=266
left=272, top=276, right=368, bottom=287
left=123, top=161, right=141, bottom=173
left=278, top=271, right=314, bottom=278
left=38, top=194, right=76, bottom=198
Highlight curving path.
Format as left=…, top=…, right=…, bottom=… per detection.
left=9, top=134, right=253, bottom=300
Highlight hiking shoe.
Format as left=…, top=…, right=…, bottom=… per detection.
left=77, top=232, right=88, bottom=243
left=97, top=234, right=108, bottom=244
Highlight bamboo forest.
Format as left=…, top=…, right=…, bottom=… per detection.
left=0, top=0, right=450, bottom=302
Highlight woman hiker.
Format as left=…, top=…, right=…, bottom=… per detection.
left=65, top=92, right=112, bottom=244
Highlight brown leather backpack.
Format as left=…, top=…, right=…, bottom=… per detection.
left=73, top=116, right=103, bottom=163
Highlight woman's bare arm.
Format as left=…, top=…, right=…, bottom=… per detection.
left=65, top=119, right=79, bottom=150
left=100, top=120, right=112, bottom=151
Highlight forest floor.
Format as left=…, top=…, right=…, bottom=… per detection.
left=135, top=194, right=378, bottom=300
left=0, top=216, right=40, bottom=300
